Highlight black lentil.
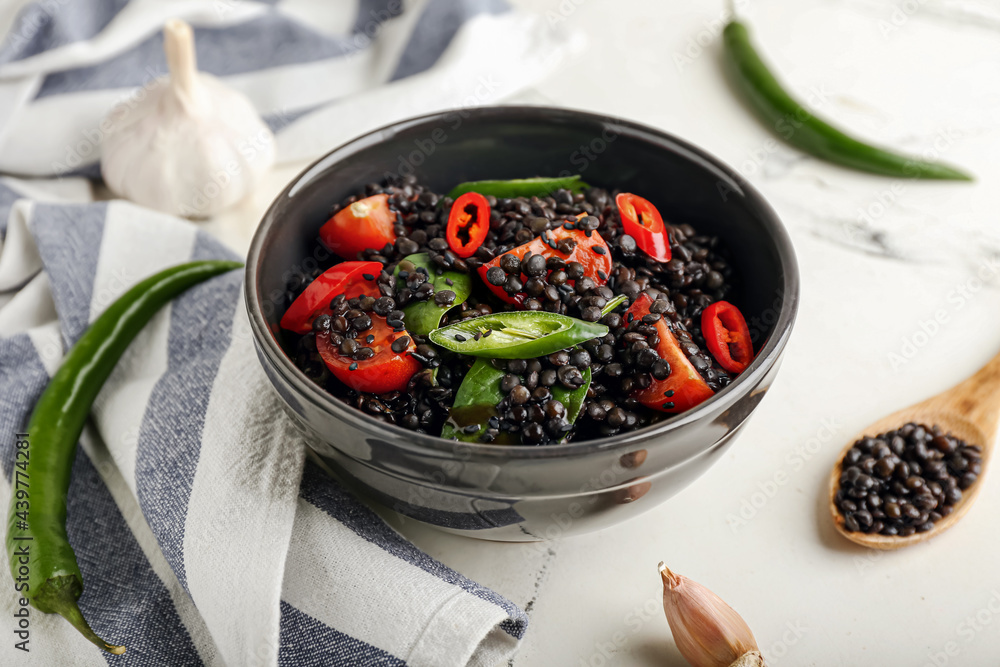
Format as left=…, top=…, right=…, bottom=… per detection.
left=434, top=290, right=456, bottom=306
left=523, top=253, right=547, bottom=277
left=312, top=314, right=332, bottom=333
left=486, top=266, right=507, bottom=286
left=499, top=254, right=521, bottom=274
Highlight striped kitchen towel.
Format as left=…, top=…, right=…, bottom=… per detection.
left=0, top=0, right=579, bottom=177
left=0, top=176, right=528, bottom=666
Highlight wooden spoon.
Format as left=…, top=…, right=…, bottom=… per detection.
left=829, top=352, right=1000, bottom=550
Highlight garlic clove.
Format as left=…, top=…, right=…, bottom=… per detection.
left=100, top=19, right=275, bottom=217
left=659, top=562, right=763, bottom=667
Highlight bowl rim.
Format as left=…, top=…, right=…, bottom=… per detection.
left=245, top=105, right=799, bottom=460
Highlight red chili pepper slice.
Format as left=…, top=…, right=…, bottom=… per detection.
left=627, top=294, right=714, bottom=413
left=615, top=193, right=671, bottom=262
left=477, top=226, right=612, bottom=305
left=319, top=193, right=397, bottom=260
left=446, top=192, right=490, bottom=258
left=315, top=319, right=421, bottom=393
left=701, top=300, right=753, bottom=374
left=279, top=261, right=382, bottom=334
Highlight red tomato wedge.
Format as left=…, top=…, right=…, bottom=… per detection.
left=615, top=193, right=671, bottom=262
left=446, top=192, right=490, bottom=258
left=315, top=320, right=421, bottom=393
left=319, top=194, right=397, bottom=260
left=279, top=261, right=382, bottom=334
left=477, top=226, right=612, bottom=305
left=701, top=300, right=753, bottom=374
left=627, top=294, right=714, bottom=413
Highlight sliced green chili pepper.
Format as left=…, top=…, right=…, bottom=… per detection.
left=446, top=175, right=589, bottom=200
left=441, top=359, right=506, bottom=443
left=428, top=312, right=608, bottom=359
left=600, top=294, right=628, bottom=318
left=6, top=260, right=242, bottom=655
left=722, top=20, right=972, bottom=181
left=392, top=254, right=471, bottom=335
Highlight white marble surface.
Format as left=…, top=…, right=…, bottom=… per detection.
left=203, top=1, right=1000, bottom=664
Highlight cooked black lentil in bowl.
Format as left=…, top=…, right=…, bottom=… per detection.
left=278, top=175, right=755, bottom=446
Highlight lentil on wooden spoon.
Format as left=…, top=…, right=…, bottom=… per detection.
left=829, top=352, right=999, bottom=549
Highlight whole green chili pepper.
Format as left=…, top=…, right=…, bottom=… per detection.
left=722, top=20, right=973, bottom=181
left=428, top=311, right=607, bottom=359
left=392, top=253, right=471, bottom=335
left=6, top=259, right=243, bottom=655
left=446, top=175, right=589, bottom=200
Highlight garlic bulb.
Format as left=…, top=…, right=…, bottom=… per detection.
left=100, top=19, right=275, bottom=217
left=659, top=562, right=766, bottom=667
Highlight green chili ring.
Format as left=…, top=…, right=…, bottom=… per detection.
left=6, top=259, right=243, bottom=655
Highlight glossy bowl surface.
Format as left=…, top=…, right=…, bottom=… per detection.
left=245, top=106, right=798, bottom=540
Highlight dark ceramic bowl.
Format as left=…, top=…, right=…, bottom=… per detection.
left=245, top=106, right=798, bottom=541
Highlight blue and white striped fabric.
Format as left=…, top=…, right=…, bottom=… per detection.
left=0, top=178, right=528, bottom=665
left=0, top=0, right=578, bottom=177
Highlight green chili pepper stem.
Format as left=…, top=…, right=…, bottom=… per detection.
left=6, top=259, right=242, bottom=655
left=722, top=20, right=973, bottom=181
left=36, top=576, right=125, bottom=654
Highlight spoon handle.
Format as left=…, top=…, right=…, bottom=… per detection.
left=933, top=350, right=1000, bottom=443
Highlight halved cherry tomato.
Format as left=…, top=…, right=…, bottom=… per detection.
left=701, top=301, right=753, bottom=374
left=315, top=318, right=421, bottom=393
left=279, top=261, right=382, bottom=334
left=319, top=194, right=397, bottom=260
left=477, top=226, right=612, bottom=305
left=446, top=192, right=490, bottom=258
left=616, top=193, right=671, bottom=262
left=627, top=294, right=714, bottom=413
